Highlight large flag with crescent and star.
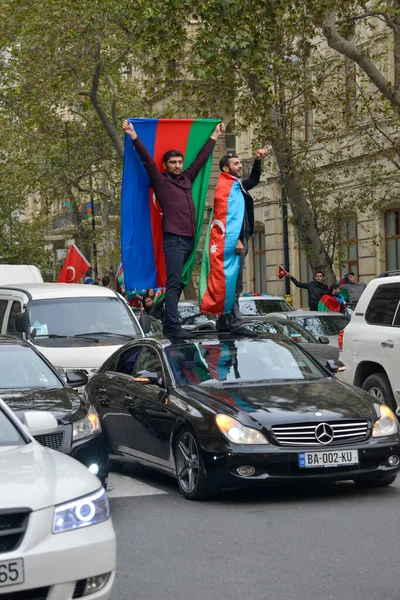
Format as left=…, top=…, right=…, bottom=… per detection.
left=57, top=243, right=90, bottom=284
left=199, top=173, right=244, bottom=314
left=121, top=118, right=219, bottom=291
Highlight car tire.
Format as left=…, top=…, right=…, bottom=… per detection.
left=174, top=428, right=213, bottom=501
left=361, top=373, right=396, bottom=409
left=353, top=474, right=397, bottom=488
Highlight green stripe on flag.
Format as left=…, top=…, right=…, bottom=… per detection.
left=182, top=118, right=220, bottom=286
left=198, top=214, right=212, bottom=306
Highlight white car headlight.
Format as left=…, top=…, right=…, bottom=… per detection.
left=53, top=487, right=110, bottom=534
left=372, top=404, right=398, bottom=437
left=216, top=414, right=268, bottom=444
left=73, top=406, right=101, bottom=441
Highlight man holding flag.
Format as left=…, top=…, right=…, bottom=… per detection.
left=199, top=148, right=268, bottom=335
left=123, top=119, right=225, bottom=338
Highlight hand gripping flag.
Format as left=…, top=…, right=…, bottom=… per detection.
left=199, top=173, right=244, bottom=314
left=57, top=244, right=90, bottom=283
left=121, top=118, right=219, bottom=291
left=277, top=265, right=289, bottom=279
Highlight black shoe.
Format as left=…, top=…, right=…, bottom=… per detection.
left=231, top=326, right=258, bottom=337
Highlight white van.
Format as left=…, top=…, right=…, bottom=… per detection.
left=0, top=283, right=149, bottom=377
left=0, top=265, right=43, bottom=285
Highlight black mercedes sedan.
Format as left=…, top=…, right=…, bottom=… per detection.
left=85, top=334, right=400, bottom=500
left=0, top=335, right=109, bottom=486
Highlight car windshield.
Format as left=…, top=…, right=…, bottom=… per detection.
left=27, top=297, right=141, bottom=339
left=165, top=338, right=325, bottom=386
left=239, top=298, right=293, bottom=316
left=0, top=346, right=63, bottom=390
left=291, top=315, right=350, bottom=337
left=245, top=320, right=316, bottom=343
left=0, top=407, right=26, bottom=446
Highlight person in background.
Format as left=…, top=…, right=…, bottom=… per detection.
left=102, top=275, right=111, bottom=288
left=338, top=272, right=366, bottom=305
left=83, top=276, right=95, bottom=285
left=284, top=271, right=328, bottom=311
left=143, top=295, right=165, bottom=320
left=318, top=284, right=346, bottom=314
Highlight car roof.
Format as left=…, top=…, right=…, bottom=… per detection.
left=239, top=295, right=287, bottom=301
left=0, top=282, right=119, bottom=300
left=276, top=310, right=346, bottom=318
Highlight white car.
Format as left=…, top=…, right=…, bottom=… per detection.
left=268, top=310, right=350, bottom=346
left=339, top=272, right=400, bottom=411
left=238, top=295, right=294, bottom=316
left=0, top=399, right=116, bottom=599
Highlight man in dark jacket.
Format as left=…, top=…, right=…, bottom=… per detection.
left=122, top=119, right=225, bottom=337
left=285, top=271, right=328, bottom=311
left=216, top=149, right=268, bottom=335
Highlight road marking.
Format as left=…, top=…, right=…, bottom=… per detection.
left=107, top=472, right=168, bottom=498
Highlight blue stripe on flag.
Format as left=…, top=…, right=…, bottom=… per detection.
left=223, top=181, right=244, bottom=313
left=121, top=118, right=158, bottom=290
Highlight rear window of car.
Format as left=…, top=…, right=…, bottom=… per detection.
left=292, top=315, right=349, bottom=337
left=365, top=283, right=400, bottom=326
left=239, top=299, right=292, bottom=316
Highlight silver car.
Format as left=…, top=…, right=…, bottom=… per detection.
left=267, top=310, right=350, bottom=346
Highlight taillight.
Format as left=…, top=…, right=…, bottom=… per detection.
left=338, top=329, right=344, bottom=351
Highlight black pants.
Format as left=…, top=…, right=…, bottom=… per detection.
left=162, top=233, right=194, bottom=332
left=217, top=237, right=248, bottom=332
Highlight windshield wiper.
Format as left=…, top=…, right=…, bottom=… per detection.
left=34, top=334, right=67, bottom=339
left=84, top=331, right=136, bottom=339
left=69, top=333, right=100, bottom=343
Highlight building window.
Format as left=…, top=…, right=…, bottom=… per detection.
left=298, top=249, right=313, bottom=308
left=253, top=230, right=267, bottom=293
left=225, top=124, right=236, bottom=154
left=385, top=208, right=400, bottom=270
left=338, top=218, right=359, bottom=277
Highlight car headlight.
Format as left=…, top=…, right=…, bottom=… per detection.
left=215, top=414, right=268, bottom=444
left=53, top=487, right=110, bottom=534
left=73, top=406, right=101, bottom=441
left=372, top=404, right=398, bottom=437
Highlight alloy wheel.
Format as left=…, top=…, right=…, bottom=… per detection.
left=176, top=432, right=200, bottom=494
left=368, top=386, right=385, bottom=401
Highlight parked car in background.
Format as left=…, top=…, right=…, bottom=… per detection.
left=178, top=300, right=200, bottom=321
left=339, top=272, right=400, bottom=411
left=0, top=264, right=43, bottom=285
left=85, top=334, right=399, bottom=500
left=268, top=310, right=350, bottom=346
left=0, top=283, right=149, bottom=380
left=239, top=295, right=294, bottom=316
left=0, top=335, right=109, bottom=486
left=0, top=398, right=116, bottom=599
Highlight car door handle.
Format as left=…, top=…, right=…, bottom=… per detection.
left=124, top=394, right=133, bottom=403
left=381, top=340, right=394, bottom=348
left=98, top=388, right=107, bottom=393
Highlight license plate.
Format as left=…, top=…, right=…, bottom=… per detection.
left=0, top=558, right=24, bottom=587
left=298, top=449, right=359, bottom=468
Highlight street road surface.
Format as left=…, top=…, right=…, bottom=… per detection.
left=108, top=465, right=399, bottom=600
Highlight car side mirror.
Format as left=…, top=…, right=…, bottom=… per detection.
left=15, top=312, right=29, bottom=333
left=132, top=370, right=161, bottom=385
left=140, top=314, right=152, bottom=335
left=326, top=359, right=346, bottom=374
left=66, top=369, right=89, bottom=388
left=318, top=336, right=330, bottom=345
left=21, top=411, right=58, bottom=436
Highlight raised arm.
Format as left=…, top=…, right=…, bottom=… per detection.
left=242, top=149, right=268, bottom=191
left=184, top=122, right=226, bottom=182
left=122, top=119, right=163, bottom=187
left=289, top=275, right=310, bottom=290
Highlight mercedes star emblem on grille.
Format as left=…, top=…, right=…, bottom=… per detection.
left=315, top=423, right=334, bottom=445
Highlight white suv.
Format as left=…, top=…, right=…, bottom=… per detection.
left=339, top=272, right=400, bottom=412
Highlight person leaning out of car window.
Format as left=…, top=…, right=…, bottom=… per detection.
left=284, top=270, right=328, bottom=311
left=318, top=284, right=346, bottom=314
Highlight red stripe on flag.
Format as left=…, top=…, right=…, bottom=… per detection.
left=200, top=180, right=233, bottom=313
left=150, top=119, right=194, bottom=287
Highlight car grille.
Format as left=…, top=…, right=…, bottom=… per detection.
left=34, top=431, right=64, bottom=450
left=0, top=509, right=30, bottom=554
left=271, top=420, right=369, bottom=446
left=0, top=587, right=49, bottom=600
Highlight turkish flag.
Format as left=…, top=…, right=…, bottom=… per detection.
left=58, top=244, right=91, bottom=283
left=276, top=265, right=289, bottom=279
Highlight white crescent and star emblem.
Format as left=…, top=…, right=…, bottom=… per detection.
left=210, top=219, right=226, bottom=238
left=66, top=266, right=76, bottom=283
left=210, top=244, right=218, bottom=254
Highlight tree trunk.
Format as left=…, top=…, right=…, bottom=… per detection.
left=269, top=106, right=337, bottom=283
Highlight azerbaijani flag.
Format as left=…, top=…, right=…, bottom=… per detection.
left=199, top=173, right=244, bottom=314
left=121, top=118, right=219, bottom=291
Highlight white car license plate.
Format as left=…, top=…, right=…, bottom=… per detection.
left=0, top=558, right=24, bottom=587
left=298, top=449, right=359, bottom=468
